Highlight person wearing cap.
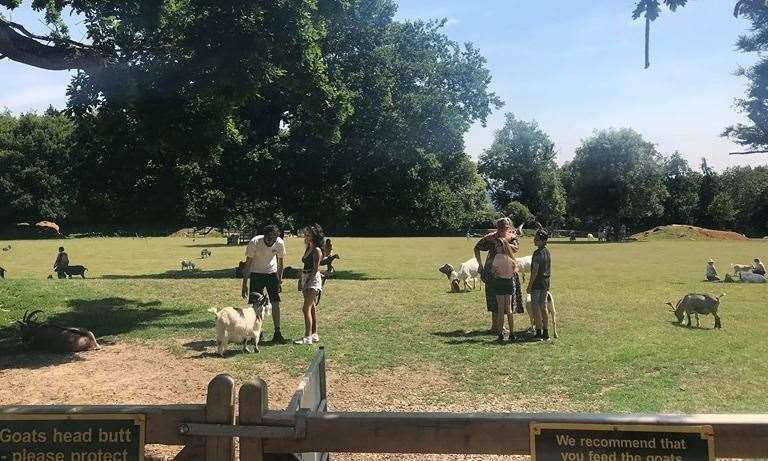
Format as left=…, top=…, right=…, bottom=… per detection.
left=706, top=259, right=720, bottom=282
left=527, top=229, right=551, bottom=340
left=753, top=258, right=766, bottom=276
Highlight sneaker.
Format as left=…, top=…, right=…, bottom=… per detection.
left=294, top=336, right=312, bottom=345
left=310, top=333, right=320, bottom=343
left=272, top=330, right=287, bottom=344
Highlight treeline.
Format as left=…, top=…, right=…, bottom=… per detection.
left=481, top=116, right=768, bottom=237
left=4, top=107, right=767, bottom=237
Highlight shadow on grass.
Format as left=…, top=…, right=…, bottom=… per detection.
left=101, top=268, right=236, bottom=279
left=434, top=329, right=546, bottom=346
left=182, top=336, right=290, bottom=358
left=668, top=320, right=721, bottom=331
left=548, top=241, right=632, bottom=245
left=0, top=297, right=203, bottom=370
left=322, top=270, right=384, bottom=281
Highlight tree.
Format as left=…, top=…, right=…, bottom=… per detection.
left=631, top=0, right=688, bottom=68
left=0, top=110, right=74, bottom=224
left=661, top=152, right=701, bottom=225
left=505, top=201, right=534, bottom=227
left=722, top=3, right=768, bottom=150
left=478, top=114, right=565, bottom=226
left=695, top=158, right=720, bottom=229
left=569, top=128, right=668, bottom=229
left=709, top=192, right=738, bottom=228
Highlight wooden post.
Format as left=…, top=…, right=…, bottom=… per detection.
left=239, top=378, right=269, bottom=461
left=205, top=374, right=236, bottom=461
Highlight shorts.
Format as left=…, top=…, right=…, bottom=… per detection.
left=492, top=277, right=517, bottom=295
left=530, top=289, right=548, bottom=307
left=249, top=272, right=281, bottom=302
left=301, top=271, right=323, bottom=293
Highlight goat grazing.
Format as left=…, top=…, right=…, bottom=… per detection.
left=438, top=258, right=480, bottom=292
left=16, top=310, right=101, bottom=352
left=201, top=249, right=212, bottom=259
left=207, top=292, right=271, bottom=356
left=1, top=245, right=10, bottom=251
left=666, top=293, right=725, bottom=329
left=181, top=260, right=196, bottom=270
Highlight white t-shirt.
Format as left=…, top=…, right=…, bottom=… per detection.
left=245, top=235, right=286, bottom=274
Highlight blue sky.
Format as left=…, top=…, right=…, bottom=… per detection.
left=1, top=0, right=766, bottom=170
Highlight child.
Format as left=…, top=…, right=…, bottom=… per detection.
left=320, top=238, right=340, bottom=274
left=706, top=259, right=721, bottom=282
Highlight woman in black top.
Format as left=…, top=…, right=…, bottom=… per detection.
left=295, top=224, right=325, bottom=345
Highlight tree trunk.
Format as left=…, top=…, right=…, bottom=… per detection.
left=0, top=19, right=106, bottom=71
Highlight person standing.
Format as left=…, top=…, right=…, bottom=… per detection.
left=491, top=238, right=520, bottom=342
left=474, top=217, right=518, bottom=333
left=527, top=229, right=552, bottom=340
left=295, top=224, right=325, bottom=345
left=53, top=246, right=69, bottom=279
left=242, top=224, right=287, bottom=343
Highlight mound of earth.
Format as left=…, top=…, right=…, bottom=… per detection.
left=632, top=224, right=748, bottom=241
left=169, top=226, right=223, bottom=237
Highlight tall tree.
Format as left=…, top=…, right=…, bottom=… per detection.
left=632, top=0, right=688, bottom=68
left=722, top=2, right=768, bottom=150
left=478, top=114, right=565, bottom=226
left=0, top=110, right=74, bottom=224
left=695, top=158, right=719, bottom=228
left=569, top=128, right=668, bottom=229
left=661, top=152, right=701, bottom=225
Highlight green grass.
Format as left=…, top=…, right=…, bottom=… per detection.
left=1, top=236, right=768, bottom=412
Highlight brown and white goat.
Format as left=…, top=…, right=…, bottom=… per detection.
left=17, top=310, right=101, bottom=352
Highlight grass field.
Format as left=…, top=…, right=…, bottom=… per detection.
left=1, top=235, right=767, bottom=413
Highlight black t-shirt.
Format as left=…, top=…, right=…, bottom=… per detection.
left=531, top=246, right=551, bottom=290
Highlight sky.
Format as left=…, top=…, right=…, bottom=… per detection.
left=1, top=0, right=766, bottom=171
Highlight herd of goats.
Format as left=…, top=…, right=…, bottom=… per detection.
left=0, top=239, right=759, bottom=356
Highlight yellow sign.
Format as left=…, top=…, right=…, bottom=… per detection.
left=0, top=414, right=145, bottom=461
left=530, top=423, right=714, bottom=461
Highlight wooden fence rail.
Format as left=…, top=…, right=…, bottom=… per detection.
left=5, top=349, right=768, bottom=460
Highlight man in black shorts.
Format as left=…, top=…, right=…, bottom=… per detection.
left=242, top=224, right=287, bottom=343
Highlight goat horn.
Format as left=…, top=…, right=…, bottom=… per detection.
left=26, top=310, right=44, bottom=323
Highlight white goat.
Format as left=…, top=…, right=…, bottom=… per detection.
left=739, top=271, right=767, bottom=283
left=439, top=258, right=480, bottom=292
left=180, top=259, right=196, bottom=270
left=587, top=233, right=595, bottom=239
left=207, top=293, right=271, bottom=356
left=730, top=263, right=753, bottom=275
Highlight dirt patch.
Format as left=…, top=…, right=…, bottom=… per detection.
left=0, top=341, right=565, bottom=460
left=632, top=224, right=748, bottom=242
left=168, top=227, right=223, bottom=238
